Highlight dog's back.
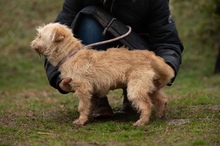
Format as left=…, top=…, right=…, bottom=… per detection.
left=61, top=47, right=173, bottom=95
left=106, top=48, right=174, bottom=85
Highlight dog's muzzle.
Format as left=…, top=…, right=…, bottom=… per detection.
left=30, top=41, right=41, bottom=54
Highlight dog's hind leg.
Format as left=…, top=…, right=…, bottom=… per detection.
left=127, top=84, right=153, bottom=126
left=151, top=90, right=167, bottom=119
left=73, top=83, right=93, bottom=126
left=127, top=70, right=155, bottom=126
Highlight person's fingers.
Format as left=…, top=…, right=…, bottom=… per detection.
left=59, top=77, right=72, bottom=92
left=154, top=79, right=165, bottom=90
left=62, top=77, right=72, bottom=84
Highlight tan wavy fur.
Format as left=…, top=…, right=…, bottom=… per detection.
left=30, top=23, right=174, bottom=126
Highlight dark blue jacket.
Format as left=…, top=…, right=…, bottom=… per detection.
left=45, top=0, right=184, bottom=93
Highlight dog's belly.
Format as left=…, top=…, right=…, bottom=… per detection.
left=110, top=82, right=127, bottom=90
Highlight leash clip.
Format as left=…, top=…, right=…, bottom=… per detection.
left=102, top=18, right=117, bottom=36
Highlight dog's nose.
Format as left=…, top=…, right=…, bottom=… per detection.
left=30, top=41, right=41, bottom=54
left=30, top=41, right=36, bottom=48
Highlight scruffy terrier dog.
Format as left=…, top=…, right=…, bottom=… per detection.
left=30, top=23, right=174, bottom=126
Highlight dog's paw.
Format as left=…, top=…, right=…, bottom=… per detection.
left=156, top=103, right=167, bottom=119
left=133, top=120, right=148, bottom=127
left=73, top=119, right=86, bottom=126
left=156, top=112, right=166, bottom=119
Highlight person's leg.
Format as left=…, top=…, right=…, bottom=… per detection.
left=74, top=16, right=110, bottom=50
left=121, top=88, right=135, bottom=113
left=74, top=16, right=123, bottom=49
left=74, top=16, right=113, bottom=118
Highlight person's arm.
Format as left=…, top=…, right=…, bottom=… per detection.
left=55, top=0, right=82, bottom=25
left=44, top=0, right=82, bottom=93
left=148, top=0, right=184, bottom=85
left=44, top=60, right=71, bottom=94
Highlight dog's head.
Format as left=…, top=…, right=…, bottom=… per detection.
left=30, top=23, right=72, bottom=57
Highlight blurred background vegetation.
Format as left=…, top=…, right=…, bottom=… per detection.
left=172, top=0, right=220, bottom=47
left=193, top=0, right=219, bottom=46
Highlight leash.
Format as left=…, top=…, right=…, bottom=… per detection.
left=57, top=26, right=132, bottom=66
left=57, top=50, right=78, bottom=66
left=84, top=26, right=132, bottom=48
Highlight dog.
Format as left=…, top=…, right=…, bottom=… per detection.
left=30, top=23, right=174, bottom=126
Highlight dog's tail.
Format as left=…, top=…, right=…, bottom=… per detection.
left=151, top=55, right=175, bottom=86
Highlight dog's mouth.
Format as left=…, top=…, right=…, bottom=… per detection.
left=34, top=48, right=41, bottom=54
left=36, top=50, right=46, bottom=58
left=33, top=48, right=45, bottom=58
left=33, top=48, right=41, bottom=54
left=30, top=41, right=43, bottom=55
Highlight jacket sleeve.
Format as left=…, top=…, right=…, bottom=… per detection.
left=148, top=0, right=184, bottom=85
left=44, top=0, right=82, bottom=93
left=54, top=0, right=83, bottom=25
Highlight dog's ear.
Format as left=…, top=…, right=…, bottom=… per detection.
left=52, top=27, right=65, bottom=42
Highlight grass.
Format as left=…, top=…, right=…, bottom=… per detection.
left=0, top=0, right=220, bottom=145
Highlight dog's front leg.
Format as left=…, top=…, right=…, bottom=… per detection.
left=73, top=89, right=93, bottom=126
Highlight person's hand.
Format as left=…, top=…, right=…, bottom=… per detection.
left=59, top=77, right=73, bottom=92
left=154, top=79, right=165, bottom=90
